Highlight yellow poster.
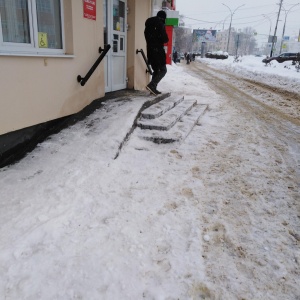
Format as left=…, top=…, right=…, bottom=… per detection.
left=38, top=32, right=48, bottom=48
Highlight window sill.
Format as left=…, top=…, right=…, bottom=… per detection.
left=0, top=52, right=75, bottom=58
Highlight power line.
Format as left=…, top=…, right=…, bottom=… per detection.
left=181, top=4, right=277, bottom=16
left=180, top=4, right=299, bottom=33
left=182, top=13, right=279, bottom=28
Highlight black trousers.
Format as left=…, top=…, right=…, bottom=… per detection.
left=150, top=64, right=167, bottom=88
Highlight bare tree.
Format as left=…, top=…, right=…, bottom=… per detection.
left=232, top=27, right=257, bottom=55
left=173, top=17, right=193, bottom=53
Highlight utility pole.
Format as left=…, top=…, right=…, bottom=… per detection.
left=270, top=0, right=283, bottom=57
left=279, top=3, right=300, bottom=54
left=235, top=34, right=240, bottom=58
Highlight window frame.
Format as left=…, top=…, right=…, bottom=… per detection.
left=0, top=0, right=65, bottom=55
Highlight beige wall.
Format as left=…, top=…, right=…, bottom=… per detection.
left=0, top=0, right=152, bottom=136
left=0, top=1, right=105, bottom=135
left=127, top=0, right=151, bottom=90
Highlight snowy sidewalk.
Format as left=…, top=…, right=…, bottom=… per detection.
left=0, top=65, right=211, bottom=300
left=1, top=61, right=299, bottom=299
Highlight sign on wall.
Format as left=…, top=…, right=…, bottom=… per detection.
left=83, top=0, right=96, bottom=20
left=38, top=32, right=48, bottom=48
left=268, top=36, right=277, bottom=43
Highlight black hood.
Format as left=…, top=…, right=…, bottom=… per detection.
left=157, top=10, right=167, bottom=21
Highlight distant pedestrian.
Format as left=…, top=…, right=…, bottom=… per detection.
left=186, top=53, right=190, bottom=64
left=144, top=10, right=169, bottom=96
left=173, top=51, right=178, bottom=63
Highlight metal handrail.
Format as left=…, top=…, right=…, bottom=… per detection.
left=136, top=49, right=153, bottom=75
left=77, top=44, right=111, bottom=86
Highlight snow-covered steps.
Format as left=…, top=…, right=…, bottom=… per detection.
left=136, top=95, right=208, bottom=143
left=137, top=98, right=196, bottom=131
left=140, top=95, right=184, bottom=119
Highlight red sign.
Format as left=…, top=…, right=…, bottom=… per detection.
left=165, top=26, right=173, bottom=65
left=83, top=0, right=96, bottom=20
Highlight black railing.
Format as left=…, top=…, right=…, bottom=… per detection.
left=136, top=49, right=153, bottom=75
left=77, top=44, right=111, bottom=86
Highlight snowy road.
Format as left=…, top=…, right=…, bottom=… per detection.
left=187, top=60, right=300, bottom=178
left=0, top=58, right=299, bottom=299
left=173, top=60, right=300, bottom=298
left=188, top=60, right=300, bottom=122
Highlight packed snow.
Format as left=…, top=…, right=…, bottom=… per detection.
left=0, top=55, right=299, bottom=299
left=200, top=54, right=300, bottom=94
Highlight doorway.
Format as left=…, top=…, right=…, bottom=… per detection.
left=103, top=0, right=127, bottom=92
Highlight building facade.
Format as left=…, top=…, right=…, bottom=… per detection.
left=0, top=0, right=178, bottom=165
left=0, top=0, right=154, bottom=136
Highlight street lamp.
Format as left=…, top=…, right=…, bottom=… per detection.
left=213, top=14, right=230, bottom=30
left=279, top=3, right=300, bottom=54
left=262, top=14, right=272, bottom=43
left=222, top=3, right=245, bottom=53
left=222, top=14, right=231, bottom=31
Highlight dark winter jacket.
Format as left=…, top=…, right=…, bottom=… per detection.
left=144, top=16, right=169, bottom=67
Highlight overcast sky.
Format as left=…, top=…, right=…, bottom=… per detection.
left=175, top=0, right=300, bottom=45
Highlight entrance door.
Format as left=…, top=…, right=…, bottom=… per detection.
left=103, top=0, right=127, bottom=92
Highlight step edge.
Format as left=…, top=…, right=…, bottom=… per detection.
left=138, top=104, right=208, bottom=143
left=141, top=96, right=184, bottom=119
left=138, top=99, right=197, bottom=130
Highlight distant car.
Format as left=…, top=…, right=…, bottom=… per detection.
left=262, top=52, right=299, bottom=64
left=205, top=52, right=212, bottom=58
left=205, top=51, right=228, bottom=60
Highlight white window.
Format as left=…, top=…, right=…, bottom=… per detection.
left=0, top=0, right=64, bottom=55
